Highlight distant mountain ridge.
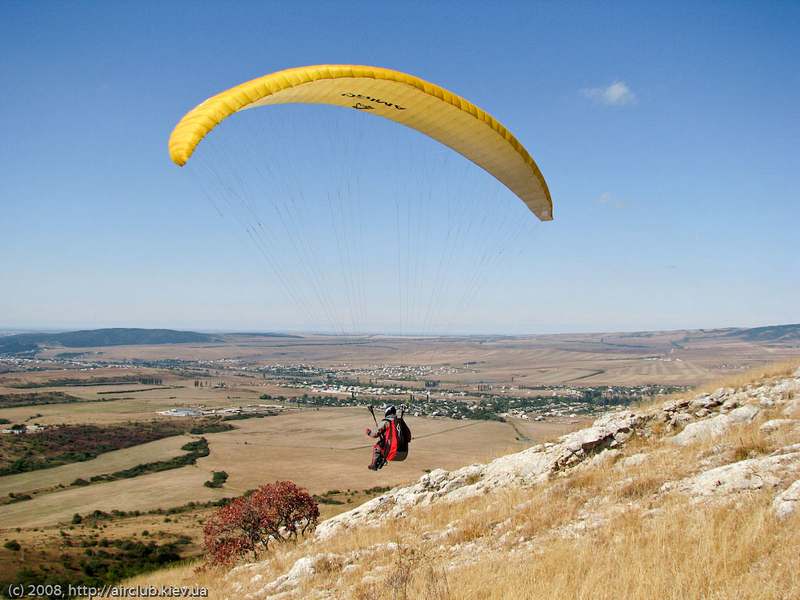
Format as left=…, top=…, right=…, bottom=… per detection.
left=0, top=328, right=218, bottom=355
left=0, top=323, right=796, bottom=356
left=723, top=323, right=800, bottom=343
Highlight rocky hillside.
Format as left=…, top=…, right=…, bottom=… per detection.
left=133, top=363, right=800, bottom=599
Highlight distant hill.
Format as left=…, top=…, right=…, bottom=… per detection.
left=0, top=328, right=218, bottom=355
left=724, top=323, right=800, bottom=343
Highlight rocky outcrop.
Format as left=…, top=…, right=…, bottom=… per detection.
left=231, top=370, right=800, bottom=600
left=316, top=410, right=646, bottom=540
left=773, top=479, right=800, bottom=519
left=665, top=452, right=800, bottom=499
left=316, top=373, right=800, bottom=541
left=669, top=404, right=759, bottom=446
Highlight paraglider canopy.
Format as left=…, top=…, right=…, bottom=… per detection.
left=169, top=64, right=553, bottom=221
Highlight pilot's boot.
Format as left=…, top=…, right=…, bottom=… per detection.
left=368, top=445, right=383, bottom=470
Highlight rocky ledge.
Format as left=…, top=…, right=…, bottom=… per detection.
left=316, top=368, right=800, bottom=540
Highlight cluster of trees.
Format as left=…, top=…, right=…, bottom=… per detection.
left=193, top=379, right=225, bottom=388
left=190, top=420, right=234, bottom=434
left=0, top=419, right=234, bottom=476
left=6, top=375, right=146, bottom=389
left=0, top=391, right=84, bottom=408
left=4, top=536, right=188, bottom=595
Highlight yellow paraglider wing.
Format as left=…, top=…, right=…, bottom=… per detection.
left=169, top=64, right=553, bottom=221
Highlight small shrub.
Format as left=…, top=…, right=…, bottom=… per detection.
left=204, top=470, right=229, bottom=488
left=71, top=513, right=82, bottom=524
left=4, top=540, right=21, bottom=551
left=203, top=480, right=319, bottom=565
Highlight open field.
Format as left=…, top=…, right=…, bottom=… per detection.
left=0, top=434, right=195, bottom=498
left=25, top=327, right=800, bottom=388
left=0, top=385, right=270, bottom=426
left=0, top=408, right=584, bottom=529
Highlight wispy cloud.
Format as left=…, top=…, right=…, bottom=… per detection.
left=581, top=81, right=637, bottom=106
left=595, top=192, right=627, bottom=209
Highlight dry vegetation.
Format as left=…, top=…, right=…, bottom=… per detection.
left=2, top=333, right=799, bottom=596
left=118, top=361, right=800, bottom=599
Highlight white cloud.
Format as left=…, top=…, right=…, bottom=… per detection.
left=595, top=192, right=627, bottom=209
left=581, top=81, right=637, bottom=106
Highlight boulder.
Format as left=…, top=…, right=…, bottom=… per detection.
left=663, top=398, right=691, bottom=414
left=585, top=449, right=622, bottom=469
left=670, top=412, right=693, bottom=429
left=670, top=405, right=759, bottom=446
left=720, top=397, right=741, bottom=412
left=729, top=404, right=760, bottom=422
left=667, top=452, right=800, bottom=499
left=773, top=479, right=800, bottom=519
left=252, top=554, right=328, bottom=596
left=689, top=395, right=713, bottom=411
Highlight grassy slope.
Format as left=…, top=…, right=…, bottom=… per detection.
left=123, top=361, right=800, bottom=599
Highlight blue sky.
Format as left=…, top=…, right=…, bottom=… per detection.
left=1, top=1, right=798, bottom=334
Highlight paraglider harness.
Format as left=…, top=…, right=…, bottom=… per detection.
left=369, top=405, right=411, bottom=470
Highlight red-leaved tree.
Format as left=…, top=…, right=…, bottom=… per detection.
left=203, top=480, right=319, bottom=565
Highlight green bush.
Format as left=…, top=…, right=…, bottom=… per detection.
left=204, top=470, right=229, bottom=488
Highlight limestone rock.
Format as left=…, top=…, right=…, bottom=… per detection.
left=729, top=404, right=760, bottom=422
left=585, top=449, right=621, bottom=469
left=773, top=479, right=800, bottom=519
left=663, top=398, right=691, bottom=413
left=720, top=397, right=741, bottom=412
left=670, top=405, right=759, bottom=446
left=253, top=554, right=327, bottom=596
left=316, top=410, right=645, bottom=540
left=670, top=412, right=693, bottom=429
left=667, top=452, right=800, bottom=499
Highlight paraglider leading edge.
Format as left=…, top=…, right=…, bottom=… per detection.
left=168, top=64, right=554, bottom=221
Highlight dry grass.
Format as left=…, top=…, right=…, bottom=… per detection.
left=731, top=429, right=774, bottom=461
left=117, top=364, right=800, bottom=599
left=615, top=474, right=666, bottom=499
left=691, top=360, right=799, bottom=392
left=439, top=494, right=800, bottom=600
left=637, top=359, right=800, bottom=412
